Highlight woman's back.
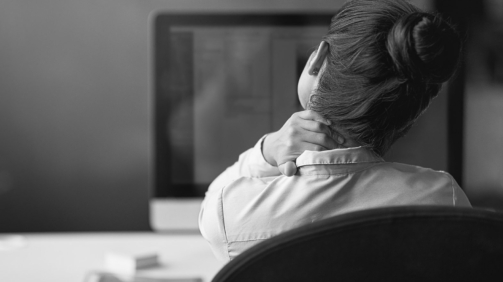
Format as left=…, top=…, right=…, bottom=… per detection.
left=199, top=143, right=470, bottom=261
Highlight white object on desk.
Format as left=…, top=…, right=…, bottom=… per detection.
left=105, top=251, right=159, bottom=274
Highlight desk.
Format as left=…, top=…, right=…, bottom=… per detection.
left=0, top=233, right=225, bottom=282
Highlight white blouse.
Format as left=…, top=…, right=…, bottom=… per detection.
left=199, top=137, right=471, bottom=262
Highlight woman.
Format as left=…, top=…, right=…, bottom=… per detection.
left=199, top=0, right=471, bottom=262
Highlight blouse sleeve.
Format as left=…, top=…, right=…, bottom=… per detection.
left=198, top=135, right=281, bottom=261
left=206, top=135, right=280, bottom=193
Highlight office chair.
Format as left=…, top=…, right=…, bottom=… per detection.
left=212, top=206, right=503, bottom=282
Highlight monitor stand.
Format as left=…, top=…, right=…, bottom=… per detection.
left=150, top=199, right=202, bottom=231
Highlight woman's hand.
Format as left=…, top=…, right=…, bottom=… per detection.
left=262, top=110, right=344, bottom=176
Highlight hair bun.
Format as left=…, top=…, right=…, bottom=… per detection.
left=386, top=12, right=461, bottom=83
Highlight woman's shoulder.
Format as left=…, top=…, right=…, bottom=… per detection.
left=379, top=161, right=450, bottom=174
left=372, top=161, right=458, bottom=187
left=366, top=161, right=471, bottom=206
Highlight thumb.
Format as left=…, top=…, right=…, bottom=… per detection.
left=278, top=161, right=297, bottom=177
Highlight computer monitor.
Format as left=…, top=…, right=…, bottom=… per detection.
left=149, top=12, right=450, bottom=231
left=150, top=13, right=334, bottom=230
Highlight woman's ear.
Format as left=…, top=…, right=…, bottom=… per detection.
left=297, top=41, right=329, bottom=109
left=308, top=41, right=329, bottom=76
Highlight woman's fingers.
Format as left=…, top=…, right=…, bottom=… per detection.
left=275, top=139, right=332, bottom=166
left=294, top=111, right=346, bottom=146
left=298, top=119, right=332, bottom=135
left=301, top=132, right=338, bottom=150
left=297, top=110, right=331, bottom=125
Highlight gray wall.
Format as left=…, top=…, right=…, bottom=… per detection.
left=464, top=84, right=503, bottom=210
left=0, top=0, right=157, bottom=231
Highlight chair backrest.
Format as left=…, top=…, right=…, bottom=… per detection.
left=212, top=206, right=503, bottom=282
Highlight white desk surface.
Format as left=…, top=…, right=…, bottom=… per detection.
left=0, top=232, right=225, bottom=282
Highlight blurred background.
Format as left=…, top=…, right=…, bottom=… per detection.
left=0, top=0, right=501, bottom=232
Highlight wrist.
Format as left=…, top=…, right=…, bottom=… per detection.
left=262, top=132, right=278, bottom=166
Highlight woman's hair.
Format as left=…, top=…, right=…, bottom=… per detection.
left=309, top=0, right=461, bottom=156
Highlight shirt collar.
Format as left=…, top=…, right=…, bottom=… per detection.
left=296, top=146, right=384, bottom=168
